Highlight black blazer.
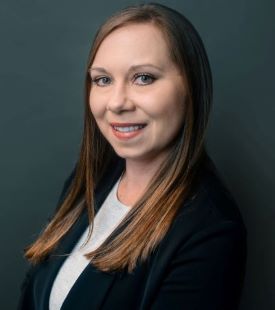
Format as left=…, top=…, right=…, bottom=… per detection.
left=18, top=157, right=247, bottom=310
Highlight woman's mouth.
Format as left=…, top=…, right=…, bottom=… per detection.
left=110, top=123, right=147, bottom=140
left=113, top=124, right=146, bottom=132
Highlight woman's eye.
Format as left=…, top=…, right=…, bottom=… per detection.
left=91, top=76, right=111, bottom=87
left=134, top=73, right=155, bottom=85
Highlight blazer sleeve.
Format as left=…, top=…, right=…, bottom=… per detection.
left=150, top=221, right=247, bottom=310
left=18, top=166, right=77, bottom=309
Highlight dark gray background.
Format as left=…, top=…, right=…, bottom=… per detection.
left=1, top=0, right=274, bottom=309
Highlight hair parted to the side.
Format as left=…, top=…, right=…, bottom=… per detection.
left=24, top=3, right=213, bottom=273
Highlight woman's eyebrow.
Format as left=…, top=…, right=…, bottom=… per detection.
left=128, top=64, right=163, bottom=72
left=89, top=64, right=164, bottom=74
left=89, top=67, right=109, bottom=74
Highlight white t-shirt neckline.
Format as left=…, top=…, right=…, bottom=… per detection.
left=49, top=173, right=131, bottom=310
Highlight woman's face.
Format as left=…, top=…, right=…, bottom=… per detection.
left=89, top=23, right=187, bottom=162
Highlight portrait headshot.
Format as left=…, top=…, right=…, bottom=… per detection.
left=0, top=1, right=274, bottom=310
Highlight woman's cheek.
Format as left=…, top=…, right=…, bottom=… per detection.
left=89, top=98, right=99, bottom=116
left=90, top=94, right=106, bottom=117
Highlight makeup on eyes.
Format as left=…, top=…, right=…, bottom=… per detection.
left=132, top=73, right=156, bottom=85
left=90, top=72, right=158, bottom=87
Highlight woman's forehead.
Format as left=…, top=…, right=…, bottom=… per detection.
left=92, top=23, right=173, bottom=70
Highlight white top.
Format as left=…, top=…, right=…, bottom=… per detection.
left=49, top=174, right=131, bottom=310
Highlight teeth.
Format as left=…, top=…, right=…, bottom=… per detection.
left=113, top=125, right=145, bottom=132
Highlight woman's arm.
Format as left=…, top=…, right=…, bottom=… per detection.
left=18, top=166, right=77, bottom=309
left=150, top=221, right=247, bottom=310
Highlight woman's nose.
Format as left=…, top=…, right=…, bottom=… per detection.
left=106, top=82, right=135, bottom=113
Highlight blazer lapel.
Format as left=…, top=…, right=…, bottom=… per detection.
left=35, top=157, right=125, bottom=310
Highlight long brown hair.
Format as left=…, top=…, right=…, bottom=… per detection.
left=24, top=3, right=213, bottom=273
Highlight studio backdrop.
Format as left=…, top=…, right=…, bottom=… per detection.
left=0, top=0, right=274, bottom=309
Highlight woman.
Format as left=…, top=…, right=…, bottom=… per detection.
left=18, top=3, right=247, bottom=309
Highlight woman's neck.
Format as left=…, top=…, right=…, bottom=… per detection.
left=117, top=153, right=168, bottom=206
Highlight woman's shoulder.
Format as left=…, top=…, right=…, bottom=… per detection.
left=151, top=158, right=247, bottom=286
left=172, top=157, right=247, bottom=240
left=147, top=160, right=247, bottom=310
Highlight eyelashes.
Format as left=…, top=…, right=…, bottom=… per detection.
left=91, top=76, right=111, bottom=86
left=90, top=73, right=156, bottom=87
left=132, top=73, right=156, bottom=85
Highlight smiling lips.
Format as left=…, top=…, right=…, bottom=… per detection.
left=110, top=122, right=147, bottom=139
